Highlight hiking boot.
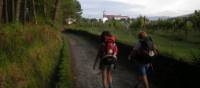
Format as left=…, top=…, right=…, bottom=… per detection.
left=134, top=83, right=139, bottom=88
left=108, top=85, right=112, bottom=88
left=134, top=82, right=143, bottom=88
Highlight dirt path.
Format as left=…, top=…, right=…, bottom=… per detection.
left=65, top=33, right=156, bottom=88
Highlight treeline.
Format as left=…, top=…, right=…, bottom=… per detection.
left=0, top=0, right=81, bottom=25
left=130, top=10, right=200, bottom=31
left=75, top=10, right=200, bottom=32
left=74, top=18, right=130, bottom=30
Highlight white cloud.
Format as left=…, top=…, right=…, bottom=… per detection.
left=78, top=0, right=200, bottom=18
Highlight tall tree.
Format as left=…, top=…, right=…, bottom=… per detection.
left=52, top=0, right=60, bottom=22
left=43, top=0, right=47, bottom=17
left=184, top=21, right=193, bottom=38
left=32, top=0, right=37, bottom=24
left=3, top=0, right=8, bottom=23
left=23, top=0, right=27, bottom=23
left=11, top=0, right=15, bottom=22
left=64, top=0, right=82, bottom=18
left=16, top=0, right=21, bottom=22
left=0, top=0, right=82, bottom=24
left=0, top=0, right=3, bottom=23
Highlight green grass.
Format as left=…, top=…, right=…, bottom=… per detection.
left=0, top=24, right=63, bottom=88
left=150, top=30, right=200, bottom=61
left=66, top=26, right=200, bottom=62
left=56, top=37, right=73, bottom=88
left=66, top=26, right=138, bottom=44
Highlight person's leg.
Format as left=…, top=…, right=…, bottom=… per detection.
left=141, top=75, right=149, bottom=88
left=102, top=69, right=108, bottom=88
left=141, top=65, right=150, bottom=88
left=107, top=69, right=112, bottom=88
left=137, top=64, right=150, bottom=88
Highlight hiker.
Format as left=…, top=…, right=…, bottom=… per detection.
left=93, top=31, right=118, bottom=88
left=128, top=31, right=159, bottom=88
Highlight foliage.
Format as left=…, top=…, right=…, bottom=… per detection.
left=0, top=0, right=82, bottom=25
left=129, top=10, right=200, bottom=31
left=185, top=21, right=193, bottom=30
left=63, top=0, right=82, bottom=19
left=56, top=37, right=73, bottom=88
left=0, top=24, right=63, bottom=88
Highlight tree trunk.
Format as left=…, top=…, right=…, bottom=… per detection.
left=12, top=0, right=15, bottom=22
left=4, top=0, right=8, bottom=23
left=52, top=0, right=60, bottom=22
left=23, top=0, right=27, bottom=23
left=32, top=0, right=37, bottom=24
left=16, top=0, right=21, bottom=22
left=43, top=0, right=47, bottom=17
left=0, top=0, right=3, bottom=23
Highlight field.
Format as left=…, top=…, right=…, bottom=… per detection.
left=66, top=26, right=200, bottom=62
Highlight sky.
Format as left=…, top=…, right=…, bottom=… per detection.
left=78, top=0, right=200, bottom=18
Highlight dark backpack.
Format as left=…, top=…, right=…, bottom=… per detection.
left=137, top=37, right=155, bottom=63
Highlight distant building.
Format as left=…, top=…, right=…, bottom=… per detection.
left=65, top=18, right=76, bottom=24
left=102, top=11, right=129, bottom=23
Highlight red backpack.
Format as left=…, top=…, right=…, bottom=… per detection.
left=102, top=35, right=118, bottom=58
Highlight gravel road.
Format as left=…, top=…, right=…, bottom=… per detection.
left=66, top=33, right=157, bottom=88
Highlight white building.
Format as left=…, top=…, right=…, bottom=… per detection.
left=65, top=18, right=76, bottom=24
left=102, top=11, right=129, bottom=23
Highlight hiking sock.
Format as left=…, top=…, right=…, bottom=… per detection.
left=108, top=82, right=112, bottom=88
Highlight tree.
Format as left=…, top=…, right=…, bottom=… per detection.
left=3, top=0, right=8, bottom=23
left=16, top=0, right=21, bottom=22
left=11, top=0, right=15, bottom=22
left=43, top=0, right=47, bottom=17
left=0, top=0, right=82, bottom=25
left=52, top=0, right=60, bottom=22
left=31, top=0, right=37, bottom=24
left=0, top=0, right=3, bottom=23
left=74, top=0, right=82, bottom=19
left=185, top=21, right=193, bottom=30
left=131, top=16, right=149, bottom=29
left=64, top=0, right=82, bottom=19
left=184, top=21, right=193, bottom=37
left=23, top=0, right=27, bottom=23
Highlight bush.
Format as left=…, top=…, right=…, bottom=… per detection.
left=0, top=24, right=62, bottom=88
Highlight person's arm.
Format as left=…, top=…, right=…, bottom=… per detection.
left=113, top=43, right=118, bottom=59
left=149, top=36, right=159, bottom=55
left=128, top=48, right=134, bottom=60
left=128, top=42, right=140, bottom=60
left=93, top=47, right=101, bottom=70
left=152, top=42, right=160, bottom=55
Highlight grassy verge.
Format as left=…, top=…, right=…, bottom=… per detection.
left=55, top=37, right=73, bottom=88
left=65, top=26, right=200, bottom=62
left=0, top=24, right=62, bottom=88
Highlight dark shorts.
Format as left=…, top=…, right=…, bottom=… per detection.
left=99, top=57, right=116, bottom=70
left=136, top=64, right=149, bottom=76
